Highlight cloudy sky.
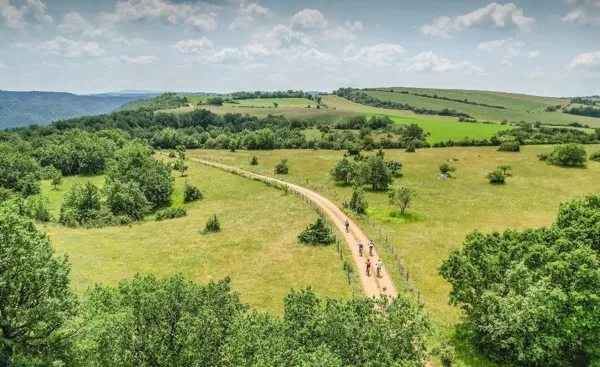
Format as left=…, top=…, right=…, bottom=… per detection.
left=0, top=0, right=598, bottom=96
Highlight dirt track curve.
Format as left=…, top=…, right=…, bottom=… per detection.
left=189, top=156, right=398, bottom=299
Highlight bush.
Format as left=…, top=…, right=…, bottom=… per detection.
left=103, top=181, right=150, bottom=221
left=274, top=159, right=289, bottom=174
left=439, top=163, right=457, bottom=176
left=405, top=144, right=416, bottom=153
left=438, top=345, right=456, bottom=367
left=51, top=171, right=63, bottom=189
left=344, top=186, right=368, bottom=215
left=386, top=160, right=403, bottom=176
left=389, top=186, right=417, bottom=214
left=38, top=165, right=60, bottom=180
left=330, top=158, right=359, bottom=185
left=498, top=141, right=520, bottom=152
left=538, top=152, right=550, bottom=161
left=173, top=159, right=188, bottom=176
left=168, top=151, right=176, bottom=158
left=251, top=155, right=259, bottom=165
left=361, top=156, right=393, bottom=190
left=184, top=183, right=203, bottom=203
left=487, top=169, right=506, bottom=184
left=203, top=214, right=221, bottom=234
left=590, top=151, right=600, bottom=162
left=16, top=174, right=40, bottom=197
left=156, top=207, right=187, bottom=221
left=546, top=143, right=587, bottom=167
left=298, top=217, right=335, bottom=246
left=59, top=182, right=102, bottom=226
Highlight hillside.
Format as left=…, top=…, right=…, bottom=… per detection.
left=0, top=90, right=143, bottom=129
left=115, top=92, right=191, bottom=111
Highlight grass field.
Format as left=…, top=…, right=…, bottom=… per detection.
left=363, top=90, right=600, bottom=127
left=39, top=159, right=354, bottom=314
left=188, top=146, right=600, bottom=324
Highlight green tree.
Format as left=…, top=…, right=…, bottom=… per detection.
left=274, top=159, right=289, bottom=175
left=298, top=217, right=335, bottom=246
left=386, top=160, right=403, bottom=176
left=203, top=214, right=221, bottom=234
left=183, top=182, right=203, bottom=203
left=439, top=195, right=600, bottom=366
left=546, top=143, right=588, bottom=167
left=0, top=211, right=76, bottom=365
left=344, top=186, right=368, bottom=215
left=250, top=155, right=259, bottom=165
left=173, top=158, right=188, bottom=177
left=207, top=96, right=224, bottom=106
left=360, top=156, right=393, bottom=190
left=439, top=162, right=457, bottom=177
left=16, top=174, right=41, bottom=197
left=273, top=102, right=279, bottom=108
left=59, top=181, right=103, bottom=226
left=589, top=151, right=600, bottom=162
left=0, top=148, right=39, bottom=190
left=103, top=181, right=150, bottom=221
left=487, top=169, right=506, bottom=184
left=388, top=186, right=417, bottom=214
left=330, top=157, right=359, bottom=185
left=51, top=171, right=63, bottom=190
left=497, top=164, right=512, bottom=176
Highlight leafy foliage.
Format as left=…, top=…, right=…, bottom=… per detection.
left=155, top=207, right=187, bottom=221
left=173, top=158, right=188, bottom=176
left=439, top=195, right=600, bottom=366
left=497, top=141, right=520, bottom=152
left=183, top=182, right=203, bottom=203
left=103, top=181, right=150, bottom=221
left=439, top=163, right=457, bottom=176
left=203, top=214, right=221, bottom=234
left=330, top=157, right=359, bottom=185
left=274, top=159, right=289, bottom=174
left=360, top=156, right=393, bottom=190
left=115, top=92, right=188, bottom=112
left=486, top=169, right=506, bottom=184
left=59, top=181, right=103, bottom=226
left=250, top=155, right=259, bottom=165
left=590, top=151, right=600, bottom=162
left=545, top=143, right=588, bottom=167
left=388, top=186, right=417, bottom=214
left=298, top=217, right=336, bottom=246
left=344, top=186, right=369, bottom=215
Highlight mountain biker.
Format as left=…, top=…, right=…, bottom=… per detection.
left=358, top=240, right=363, bottom=256
left=345, top=219, right=350, bottom=233
left=365, top=258, right=372, bottom=276
left=368, top=240, right=374, bottom=256
left=376, top=259, right=383, bottom=278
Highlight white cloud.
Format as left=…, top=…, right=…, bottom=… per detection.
left=477, top=38, right=525, bottom=64
left=58, top=12, right=94, bottom=34
left=527, top=50, right=540, bottom=59
left=100, top=0, right=218, bottom=31
left=405, top=51, right=485, bottom=74
left=16, top=36, right=105, bottom=58
left=291, top=9, right=327, bottom=31
left=0, top=0, right=53, bottom=28
left=568, top=51, right=600, bottom=70
left=344, top=43, right=404, bottom=66
left=421, top=2, right=535, bottom=38
left=324, top=20, right=363, bottom=40
left=247, top=24, right=312, bottom=56
left=110, top=36, right=148, bottom=45
left=120, top=55, right=158, bottom=65
left=299, top=48, right=337, bottom=63
left=209, top=47, right=248, bottom=64
left=229, top=2, right=271, bottom=30
left=562, top=0, right=600, bottom=26
left=172, top=37, right=214, bottom=54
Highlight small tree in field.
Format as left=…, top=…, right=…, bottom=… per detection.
left=298, top=217, right=335, bottom=246
left=344, top=186, right=368, bottom=215
left=51, top=171, right=63, bottom=190
left=487, top=170, right=506, bottom=184
left=547, top=143, right=587, bottom=167
left=183, top=182, right=203, bottom=203
left=251, top=155, right=259, bottom=166
left=497, top=164, right=512, bottom=176
left=202, top=215, right=220, bottom=234
left=274, top=159, right=289, bottom=174
left=389, top=186, right=417, bottom=214
left=273, top=102, right=278, bottom=108
left=439, top=163, right=457, bottom=177
left=173, top=159, right=188, bottom=177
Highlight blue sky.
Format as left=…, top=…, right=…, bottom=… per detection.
left=0, top=0, right=598, bottom=96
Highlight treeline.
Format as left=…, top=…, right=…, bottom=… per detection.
left=115, top=92, right=189, bottom=112
left=333, top=88, right=472, bottom=118
left=372, top=88, right=506, bottom=109
left=231, top=90, right=314, bottom=100
left=571, top=97, right=600, bottom=106
left=564, top=105, right=600, bottom=118
left=0, top=209, right=430, bottom=366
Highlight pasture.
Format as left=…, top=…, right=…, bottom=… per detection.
left=40, top=159, right=354, bottom=314
left=188, top=145, right=600, bottom=325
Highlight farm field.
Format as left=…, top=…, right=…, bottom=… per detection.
left=363, top=90, right=600, bottom=127
left=188, top=146, right=600, bottom=325
left=39, top=158, right=354, bottom=315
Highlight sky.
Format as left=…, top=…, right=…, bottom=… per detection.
left=0, top=0, right=598, bottom=96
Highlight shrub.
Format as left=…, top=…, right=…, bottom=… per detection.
left=590, top=151, right=600, bottom=162
left=0, top=188, right=12, bottom=204
left=156, top=207, right=187, bottom=221
left=203, top=214, right=221, bottom=234
left=538, top=152, right=550, bottom=161
left=386, top=160, right=403, bottom=176
left=388, top=186, right=417, bottom=214
left=168, top=151, right=176, bottom=158
left=59, top=182, right=102, bottom=226
left=274, top=159, right=289, bottom=174
left=344, top=186, right=368, bottom=215
left=298, top=217, right=335, bottom=246
left=497, top=164, right=512, bottom=176
left=439, top=163, right=457, bottom=176
left=546, top=143, right=587, bottom=167
left=487, top=169, right=506, bottom=184
left=16, top=174, right=40, bottom=197
left=438, top=345, right=456, bottom=367
left=405, top=144, right=416, bottom=153
left=330, top=158, right=359, bottom=185
left=173, top=159, right=188, bottom=176
left=103, top=181, right=150, bottom=221
left=498, top=141, right=520, bottom=152
left=251, top=155, right=259, bottom=165
left=51, top=171, right=63, bottom=189
left=184, top=182, right=203, bottom=203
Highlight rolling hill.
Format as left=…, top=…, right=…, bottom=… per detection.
left=0, top=90, right=145, bottom=129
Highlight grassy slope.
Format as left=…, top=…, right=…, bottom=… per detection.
left=188, top=146, right=600, bottom=324
left=40, top=159, right=353, bottom=315
left=364, top=90, right=600, bottom=127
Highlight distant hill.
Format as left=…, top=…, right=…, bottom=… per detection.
left=115, top=92, right=190, bottom=112
left=0, top=90, right=145, bottom=129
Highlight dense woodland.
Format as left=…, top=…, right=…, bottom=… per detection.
left=230, top=90, right=315, bottom=100
left=115, top=92, right=189, bottom=112
left=564, top=105, right=600, bottom=118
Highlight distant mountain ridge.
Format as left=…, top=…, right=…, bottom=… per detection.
left=0, top=90, right=148, bottom=129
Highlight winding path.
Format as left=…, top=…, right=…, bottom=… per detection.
left=189, top=156, right=398, bottom=299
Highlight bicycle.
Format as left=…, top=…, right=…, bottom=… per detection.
left=376, top=267, right=381, bottom=278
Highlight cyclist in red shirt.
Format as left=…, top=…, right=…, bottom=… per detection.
left=365, top=258, right=372, bottom=276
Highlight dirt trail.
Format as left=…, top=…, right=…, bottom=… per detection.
left=189, top=157, right=398, bottom=299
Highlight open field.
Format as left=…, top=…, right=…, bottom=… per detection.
left=188, top=146, right=600, bottom=325
left=39, top=159, right=353, bottom=314
left=363, top=90, right=600, bottom=127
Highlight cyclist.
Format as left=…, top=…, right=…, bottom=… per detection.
left=376, top=259, right=383, bottom=278
left=358, top=240, right=363, bottom=257
left=368, top=240, right=375, bottom=256
left=365, top=258, right=372, bottom=276
left=345, top=219, right=350, bottom=233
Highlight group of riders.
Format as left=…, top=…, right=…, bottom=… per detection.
left=345, top=219, right=383, bottom=278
